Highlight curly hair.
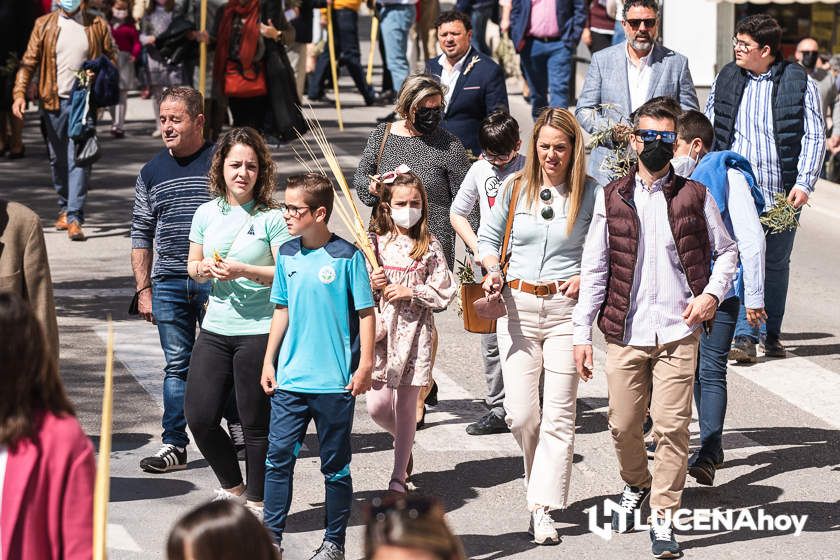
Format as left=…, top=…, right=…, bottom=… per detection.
left=208, top=127, right=279, bottom=212
left=369, top=170, right=431, bottom=261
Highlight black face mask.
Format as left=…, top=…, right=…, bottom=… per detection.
left=413, top=107, right=443, bottom=134
left=638, top=138, right=674, bottom=173
left=800, top=51, right=818, bottom=69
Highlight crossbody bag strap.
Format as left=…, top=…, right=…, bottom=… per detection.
left=499, top=177, right=522, bottom=277
left=375, top=122, right=392, bottom=172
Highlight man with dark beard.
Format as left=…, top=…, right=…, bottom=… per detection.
left=575, top=0, right=698, bottom=187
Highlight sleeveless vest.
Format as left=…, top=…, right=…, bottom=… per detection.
left=598, top=169, right=711, bottom=341
left=712, top=60, right=808, bottom=194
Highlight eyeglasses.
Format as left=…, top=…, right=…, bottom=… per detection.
left=279, top=203, right=312, bottom=218
left=633, top=129, right=677, bottom=144
left=540, top=188, right=554, bottom=220
left=732, top=37, right=760, bottom=53
left=483, top=150, right=516, bottom=166
left=625, top=18, right=657, bottom=30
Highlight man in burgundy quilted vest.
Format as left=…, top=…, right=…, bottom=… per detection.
left=571, top=97, right=738, bottom=558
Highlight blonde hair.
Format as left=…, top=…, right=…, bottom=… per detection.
left=394, top=73, right=446, bottom=120
left=513, top=107, right=587, bottom=235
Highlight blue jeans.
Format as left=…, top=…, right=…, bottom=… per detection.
left=694, top=296, right=739, bottom=463
left=42, top=98, right=90, bottom=224
left=734, top=221, right=798, bottom=343
left=470, top=4, right=495, bottom=56
left=264, top=390, right=355, bottom=547
left=379, top=4, right=415, bottom=94
left=152, top=276, right=212, bottom=448
left=519, top=38, right=574, bottom=119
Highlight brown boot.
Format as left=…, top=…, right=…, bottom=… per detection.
left=54, top=212, right=68, bottom=230
left=67, top=221, right=86, bottom=241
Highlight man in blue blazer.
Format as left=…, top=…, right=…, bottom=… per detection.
left=426, top=10, right=509, bottom=157
left=501, top=0, right=586, bottom=119
left=575, top=0, right=698, bottom=186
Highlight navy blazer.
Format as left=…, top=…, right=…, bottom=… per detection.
left=425, top=47, right=509, bottom=157
left=510, top=0, right=586, bottom=52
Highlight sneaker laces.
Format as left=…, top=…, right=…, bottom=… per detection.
left=651, top=519, right=673, bottom=541
left=618, top=486, right=643, bottom=512
left=154, top=444, right=178, bottom=458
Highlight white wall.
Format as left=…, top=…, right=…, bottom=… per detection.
left=662, top=0, right=722, bottom=87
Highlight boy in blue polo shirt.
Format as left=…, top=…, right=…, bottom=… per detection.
left=260, top=173, right=375, bottom=560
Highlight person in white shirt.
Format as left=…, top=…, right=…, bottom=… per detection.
left=671, top=110, right=766, bottom=488
left=450, top=110, right=524, bottom=437
left=572, top=97, right=738, bottom=558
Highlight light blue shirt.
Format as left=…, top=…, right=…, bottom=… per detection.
left=270, top=235, right=375, bottom=393
left=189, top=199, right=290, bottom=336
left=477, top=175, right=600, bottom=283
left=705, top=70, right=825, bottom=210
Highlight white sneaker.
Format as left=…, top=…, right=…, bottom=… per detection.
left=245, top=503, right=264, bottom=522
left=529, top=507, right=560, bottom=545
left=212, top=488, right=246, bottom=503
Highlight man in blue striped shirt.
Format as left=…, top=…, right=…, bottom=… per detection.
left=130, top=87, right=239, bottom=473
left=705, top=14, right=824, bottom=362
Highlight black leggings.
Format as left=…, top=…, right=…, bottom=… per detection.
left=185, top=329, right=270, bottom=502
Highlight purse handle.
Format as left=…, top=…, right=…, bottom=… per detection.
left=375, top=122, right=392, bottom=172
left=499, top=177, right=522, bottom=276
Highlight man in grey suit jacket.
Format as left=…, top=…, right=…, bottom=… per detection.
left=575, top=0, right=698, bottom=186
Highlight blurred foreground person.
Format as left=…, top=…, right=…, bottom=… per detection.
left=0, top=292, right=95, bottom=560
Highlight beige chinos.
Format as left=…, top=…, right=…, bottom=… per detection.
left=497, top=286, right=578, bottom=511
left=605, top=331, right=701, bottom=513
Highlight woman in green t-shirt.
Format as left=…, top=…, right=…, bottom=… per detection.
left=184, top=127, right=291, bottom=516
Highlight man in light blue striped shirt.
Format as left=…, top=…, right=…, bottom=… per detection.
left=705, top=14, right=824, bottom=362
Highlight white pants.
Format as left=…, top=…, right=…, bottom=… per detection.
left=497, top=286, right=578, bottom=511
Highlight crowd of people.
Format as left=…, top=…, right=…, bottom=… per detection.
left=0, top=1, right=830, bottom=559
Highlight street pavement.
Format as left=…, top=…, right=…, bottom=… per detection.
left=2, top=33, right=840, bottom=560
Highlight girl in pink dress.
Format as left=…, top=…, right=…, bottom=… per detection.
left=366, top=168, right=456, bottom=495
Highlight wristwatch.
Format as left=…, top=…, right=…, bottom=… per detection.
left=488, top=264, right=502, bottom=274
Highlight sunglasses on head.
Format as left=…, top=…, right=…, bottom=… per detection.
left=633, top=129, right=677, bottom=144
left=625, top=18, right=657, bottom=29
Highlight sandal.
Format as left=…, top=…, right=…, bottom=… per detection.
left=385, top=478, right=408, bottom=497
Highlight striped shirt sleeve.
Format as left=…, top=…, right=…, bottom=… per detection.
left=795, top=78, right=826, bottom=194
left=131, top=173, right=155, bottom=250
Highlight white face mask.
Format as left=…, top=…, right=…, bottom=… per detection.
left=391, top=207, right=422, bottom=229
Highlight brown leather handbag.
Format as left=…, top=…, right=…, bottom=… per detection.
left=461, top=178, right=522, bottom=334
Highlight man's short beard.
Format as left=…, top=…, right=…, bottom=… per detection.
left=630, top=38, right=653, bottom=53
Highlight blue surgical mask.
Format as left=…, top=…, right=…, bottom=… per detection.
left=59, top=0, right=83, bottom=13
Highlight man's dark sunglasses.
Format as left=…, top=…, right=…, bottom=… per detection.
left=633, top=129, right=677, bottom=144
left=626, top=18, right=657, bottom=29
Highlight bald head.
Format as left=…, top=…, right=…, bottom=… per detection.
left=796, top=37, right=819, bottom=69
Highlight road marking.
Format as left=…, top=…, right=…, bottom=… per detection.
left=107, top=523, right=142, bottom=552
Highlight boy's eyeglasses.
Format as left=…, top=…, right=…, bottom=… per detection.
left=732, top=37, right=760, bottom=53
left=279, top=203, right=313, bottom=218
left=484, top=150, right=516, bottom=165
left=625, top=18, right=657, bottom=29
left=540, top=188, right=554, bottom=220
left=633, top=129, right=677, bottom=144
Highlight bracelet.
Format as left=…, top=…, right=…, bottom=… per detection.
left=136, top=285, right=151, bottom=295
left=488, top=264, right=502, bottom=273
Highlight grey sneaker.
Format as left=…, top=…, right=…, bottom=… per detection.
left=729, top=336, right=757, bottom=364
left=309, top=541, right=344, bottom=560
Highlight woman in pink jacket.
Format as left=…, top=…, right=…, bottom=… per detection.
left=0, top=292, right=95, bottom=560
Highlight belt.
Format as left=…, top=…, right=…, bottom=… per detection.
left=529, top=35, right=562, bottom=43
left=507, top=278, right=567, bottom=298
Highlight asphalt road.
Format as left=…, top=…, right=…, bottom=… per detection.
left=2, top=33, right=839, bottom=560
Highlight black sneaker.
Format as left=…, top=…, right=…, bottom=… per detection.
left=688, top=457, right=716, bottom=486
left=688, top=450, right=724, bottom=470
left=762, top=338, right=787, bottom=358
left=729, top=336, right=757, bottom=363
left=650, top=519, right=682, bottom=558
left=228, top=421, right=246, bottom=461
left=646, top=439, right=657, bottom=459
left=611, top=484, right=651, bottom=533
left=140, top=444, right=187, bottom=473
left=466, top=411, right=510, bottom=435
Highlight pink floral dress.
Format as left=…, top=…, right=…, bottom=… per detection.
left=370, top=233, right=457, bottom=388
